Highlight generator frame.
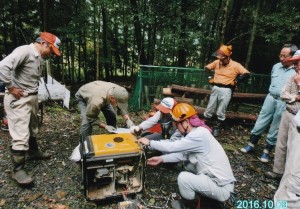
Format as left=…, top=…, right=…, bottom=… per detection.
left=80, top=133, right=145, bottom=201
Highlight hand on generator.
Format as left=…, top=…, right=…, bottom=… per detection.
left=126, top=119, right=135, bottom=128
left=130, top=125, right=142, bottom=134
left=105, top=125, right=116, bottom=133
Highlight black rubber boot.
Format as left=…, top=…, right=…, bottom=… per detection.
left=249, top=134, right=260, bottom=145
left=171, top=196, right=200, bottom=209
left=11, top=148, right=33, bottom=185
left=202, top=115, right=213, bottom=127
left=212, top=119, right=224, bottom=137
left=27, top=137, right=51, bottom=160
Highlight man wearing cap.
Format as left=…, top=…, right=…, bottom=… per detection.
left=75, top=80, right=134, bottom=139
left=0, top=32, right=61, bottom=185
left=204, top=44, right=250, bottom=136
left=241, top=44, right=298, bottom=164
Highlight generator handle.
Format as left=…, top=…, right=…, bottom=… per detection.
left=80, top=135, right=88, bottom=197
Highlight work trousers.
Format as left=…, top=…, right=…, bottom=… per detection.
left=274, top=119, right=300, bottom=209
left=4, top=93, right=39, bottom=151
left=177, top=171, right=234, bottom=202
left=273, top=110, right=292, bottom=174
left=251, top=94, right=286, bottom=145
left=204, top=86, right=232, bottom=121
left=75, top=91, right=116, bottom=139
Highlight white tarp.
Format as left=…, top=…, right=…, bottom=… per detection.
left=38, top=75, right=70, bottom=109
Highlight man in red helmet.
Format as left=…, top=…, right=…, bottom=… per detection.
left=0, top=32, right=61, bottom=185
left=204, top=44, right=250, bottom=136
left=138, top=103, right=235, bottom=209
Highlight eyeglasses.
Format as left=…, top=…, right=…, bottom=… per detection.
left=279, top=54, right=291, bottom=59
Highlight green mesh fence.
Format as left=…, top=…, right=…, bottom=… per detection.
left=129, top=65, right=270, bottom=111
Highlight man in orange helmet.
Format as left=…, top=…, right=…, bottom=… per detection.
left=138, top=103, right=235, bottom=209
left=204, top=44, right=250, bottom=136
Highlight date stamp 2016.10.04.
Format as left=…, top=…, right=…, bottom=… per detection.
left=236, top=200, right=287, bottom=209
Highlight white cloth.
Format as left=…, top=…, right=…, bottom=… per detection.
left=69, top=144, right=81, bottom=162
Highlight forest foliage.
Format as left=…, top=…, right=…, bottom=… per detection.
left=1, top=0, right=300, bottom=85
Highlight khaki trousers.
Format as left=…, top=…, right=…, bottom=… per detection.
left=4, top=93, right=39, bottom=151
left=274, top=119, right=300, bottom=209
left=273, top=110, right=292, bottom=174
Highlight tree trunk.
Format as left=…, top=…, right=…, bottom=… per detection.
left=101, top=4, right=111, bottom=81
left=177, top=0, right=187, bottom=67
left=129, top=0, right=147, bottom=65
left=220, top=0, right=231, bottom=43
left=112, top=22, right=122, bottom=77
left=245, top=0, right=261, bottom=69
left=123, top=24, right=129, bottom=78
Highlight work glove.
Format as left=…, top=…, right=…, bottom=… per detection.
left=126, top=119, right=135, bottom=128
left=230, top=80, right=236, bottom=86
left=130, top=125, right=142, bottom=134
left=207, top=76, right=214, bottom=84
left=105, top=125, right=116, bottom=133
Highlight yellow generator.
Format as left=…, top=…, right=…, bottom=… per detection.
left=81, top=133, right=145, bottom=201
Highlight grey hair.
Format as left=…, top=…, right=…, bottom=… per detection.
left=35, top=37, right=45, bottom=43
left=282, top=44, right=298, bottom=56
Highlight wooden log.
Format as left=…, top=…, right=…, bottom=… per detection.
left=162, top=87, right=183, bottom=97
left=174, top=97, right=194, bottom=105
left=171, top=84, right=266, bottom=100
left=194, top=106, right=258, bottom=121
left=151, top=98, right=257, bottom=121
left=172, top=84, right=211, bottom=95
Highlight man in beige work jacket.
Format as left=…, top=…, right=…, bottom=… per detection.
left=75, top=81, right=135, bottom=139
left=0, top=32, right=61, bottom=185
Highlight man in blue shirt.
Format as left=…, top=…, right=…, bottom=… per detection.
left=240, top=44, right=298, bottom=163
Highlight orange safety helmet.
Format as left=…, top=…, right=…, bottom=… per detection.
left=212, top=44, right=232, bottom=58
left=171, top=103, right=197, bottom=122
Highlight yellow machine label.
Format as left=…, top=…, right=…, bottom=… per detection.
left=90, top=133, right=141, bottom=156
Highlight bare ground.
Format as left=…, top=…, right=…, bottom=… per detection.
left=0, top=102, right=281, bottom=209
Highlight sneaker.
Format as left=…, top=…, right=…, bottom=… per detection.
left=212, top=127, right=220, bottom=137
left=260, top=152, right=270, bottom=163
left=240, top=145, right=254, bottom=153
left=265, top=171, right=282, bottom=180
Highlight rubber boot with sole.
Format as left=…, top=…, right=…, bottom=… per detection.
left=27, top=137, right=51, bottom=160
left=11, top=148, right=33, bottom=185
